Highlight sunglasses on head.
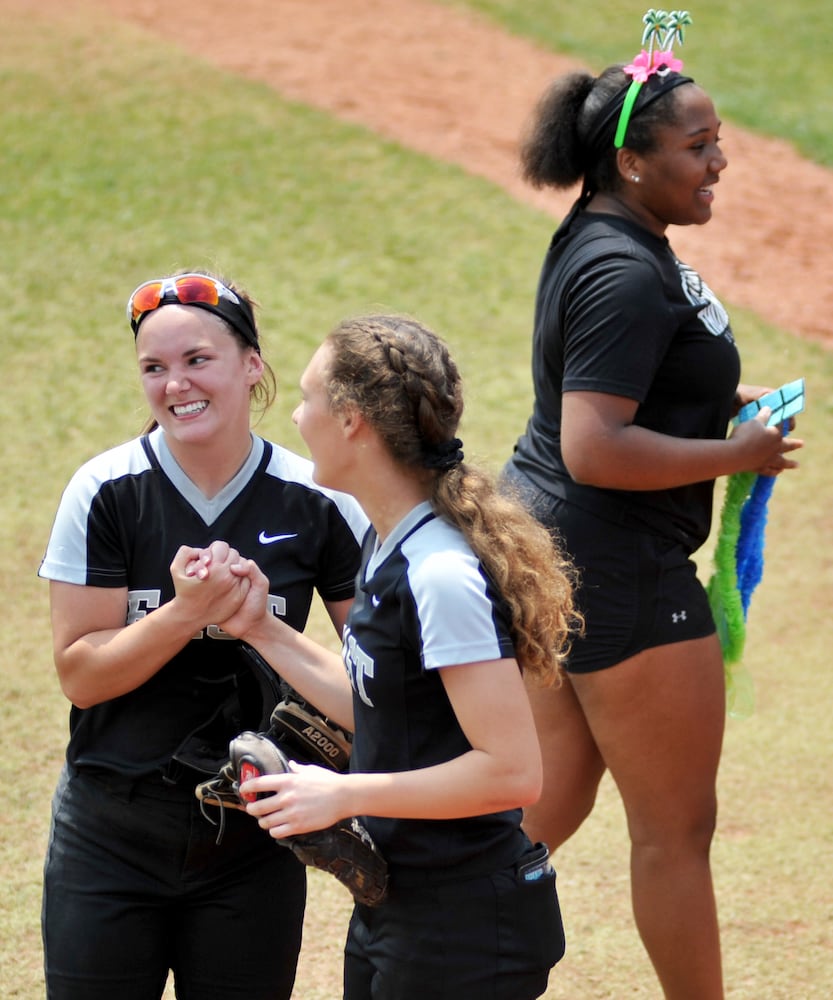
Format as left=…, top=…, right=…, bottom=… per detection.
left=127, top=273, right=242, bottom=333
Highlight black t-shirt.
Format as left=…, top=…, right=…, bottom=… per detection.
left=39, top=429, right=368, bottom=777
left=511, top=208, right=741, bottom=551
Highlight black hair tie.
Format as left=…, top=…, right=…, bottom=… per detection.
left=422, top=437, right=464, bottom=471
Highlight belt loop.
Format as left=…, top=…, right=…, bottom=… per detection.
left=161, top=759, right=184, bottom=786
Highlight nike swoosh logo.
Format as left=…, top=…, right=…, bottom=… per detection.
left=371, top=594, right=381, bottom=607
left=258, top=531, right=298, bottom=545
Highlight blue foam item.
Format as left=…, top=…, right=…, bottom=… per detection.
left=734, top=378, right=805, bottom=427
left=736, top=473, right=774, bottom=617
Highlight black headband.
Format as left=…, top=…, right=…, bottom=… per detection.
left=134, top=294, right=260, bottom=353
left=173, top=298, right=260, bottom=353
left=585, top=70, right=694, bottom=154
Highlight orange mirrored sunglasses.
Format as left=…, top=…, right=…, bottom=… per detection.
left=127, top=274, right=242, bottom=333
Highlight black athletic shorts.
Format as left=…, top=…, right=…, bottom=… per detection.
left=503, top=466, right=716, bottom=673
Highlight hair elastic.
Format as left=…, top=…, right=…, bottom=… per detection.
left=422, top=437, right=464, bottom=471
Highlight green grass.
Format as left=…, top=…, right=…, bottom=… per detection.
left=2, top=3, right=832, bottom=998
left=443, top=0, right=833, bottom=166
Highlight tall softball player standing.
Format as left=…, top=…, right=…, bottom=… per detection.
left=174, top=314, right=582, bottom=1000
left=38, top=271, right=367, bottom=1000
left=501, top=11, right=803, bottom=998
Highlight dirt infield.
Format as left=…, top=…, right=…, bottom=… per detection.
left=83, top=0, right=833, bottom=349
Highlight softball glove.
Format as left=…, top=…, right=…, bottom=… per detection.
left=227, top=730, right=388, bottom=907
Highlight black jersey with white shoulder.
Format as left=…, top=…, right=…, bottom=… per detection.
left=39, top=428, right=368, bottom=777
left=511, top=209, right=741, bottom=551
left=342, top=502, right=525, bottom=876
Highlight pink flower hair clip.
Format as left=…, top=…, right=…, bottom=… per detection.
left=614, top=9, right=693, bottom=148
left=623, top=48, right=684, bottom=84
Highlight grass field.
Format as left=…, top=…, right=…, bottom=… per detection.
left=2, top=2, right=832, bottom=997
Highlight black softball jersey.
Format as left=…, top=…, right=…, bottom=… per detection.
left=342, top=501, right=525, bottom=879
left=38, top=428, right=367, bottom=778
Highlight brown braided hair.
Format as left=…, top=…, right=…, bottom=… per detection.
left=324, top=315, right=581, bottom=684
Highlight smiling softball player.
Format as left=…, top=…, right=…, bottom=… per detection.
left=38, top=270, right=367, bottom=1000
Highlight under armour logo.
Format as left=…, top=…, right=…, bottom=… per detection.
left=671, top=610, right=688, bottom=623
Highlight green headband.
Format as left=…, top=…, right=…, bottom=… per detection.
left=612, top=70, right=693, bottom=149
left=613, top=80, right=644, bottom=149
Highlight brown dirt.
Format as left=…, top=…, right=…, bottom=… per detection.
left=86, top=0, right=833, bottom=351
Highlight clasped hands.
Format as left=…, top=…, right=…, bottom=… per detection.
left=169, top=540, right=267, bottom=639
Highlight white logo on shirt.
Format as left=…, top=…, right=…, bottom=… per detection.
left=258, top=531, right=298, bottom=545
left=128, top=589, right=287, bottom=639
left=676, top=260, right=730, bottom=339
left=343, top=626, right=375, bottom=707
left=127, top=589, right=160, bottom=625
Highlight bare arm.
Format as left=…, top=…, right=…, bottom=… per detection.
left=242, top=657, right=542, bottom=837
left=322, top=597, right=353, bottom=637
left=561, top=391, right=802, bottom=491
left=50, top=542, right=251, bottom=708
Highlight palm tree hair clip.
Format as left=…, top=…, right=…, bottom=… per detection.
left=614, top=9, right=693, bottom=149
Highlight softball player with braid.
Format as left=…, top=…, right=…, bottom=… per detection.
left=38, top=271, right=367, bottom=1000
left=174, top=314, right=581, bottom=1000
